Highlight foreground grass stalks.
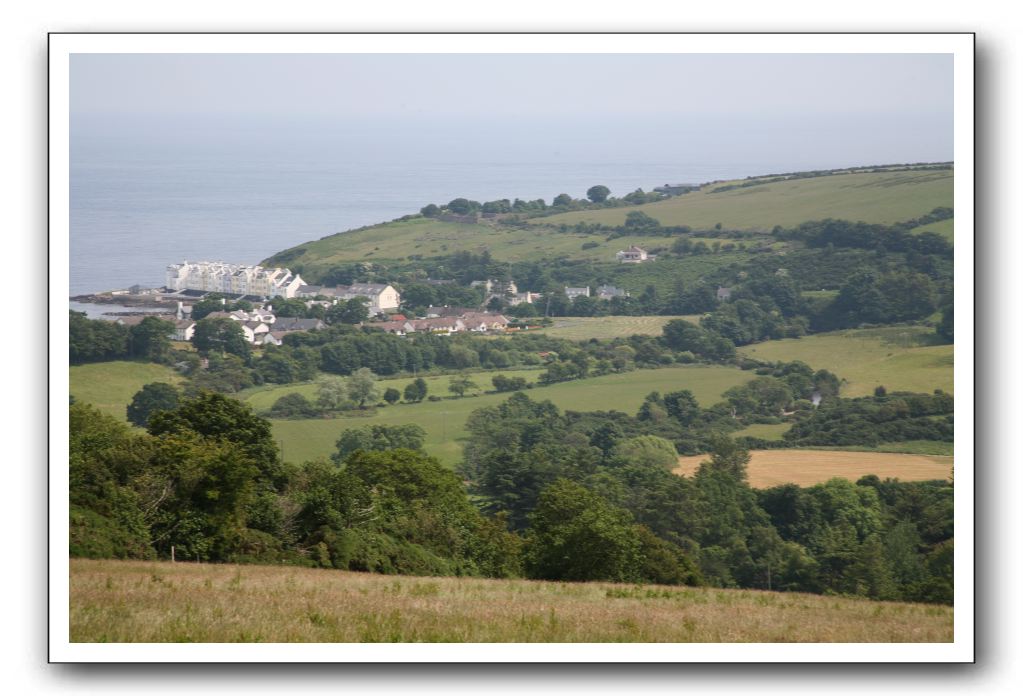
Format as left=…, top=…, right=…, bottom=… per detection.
left=70, top=560, right=952, bottom=643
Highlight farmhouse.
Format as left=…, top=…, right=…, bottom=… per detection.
left=717, top=286, right=733, bottom=301
left=564, top=286, right=591, bottom=300
left=615, top=246, right=655, bottom=263
left=596, top=284, right=629, bottom=300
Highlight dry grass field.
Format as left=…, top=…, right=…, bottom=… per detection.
left=528, top=315, right=703, bottom=341
left=674, top=450, right=953, bottom=488
left=69, top=559, right=952, bottom=643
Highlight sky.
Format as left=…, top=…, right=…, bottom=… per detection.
left=70, top=52, right=954, bottom=168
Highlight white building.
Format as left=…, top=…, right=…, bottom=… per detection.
left=165, top=261, right=305, bottom=298
left=615, top=246, right=655, bottom=263
left=296, top=283, right=400, bottom=314
left=565, top=286, right=591, bottom=300
left=596, top=285, right=629, bottom=300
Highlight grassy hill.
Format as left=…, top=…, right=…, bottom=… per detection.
left=738, top=326, right=953, bottom=397
left=535, top=169, right=953, bottom=230
left=251, top=365, right=754, bottom=465
left=69, top=361, right=184, bottom=421
left=263, top=168, right=953, bottom=275
left=70, top=559, right=953, bottom=642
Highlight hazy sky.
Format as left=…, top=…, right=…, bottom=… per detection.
left=70, top=53, right=953, bottom=167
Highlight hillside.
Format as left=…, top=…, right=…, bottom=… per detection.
left=70, top=559, right=953, bottom=643
left=264, top=167, right=953, bottom=277
left=535, top=168, right=954, bottom=230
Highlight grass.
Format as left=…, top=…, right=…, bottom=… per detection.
left=674, top=449, right=953, bottom=489
left=534, top=169, right=954, bottom=231
left=265, top=169, right=952, bottom=272
left=525, top=315, right=702, bottom=341
left=738, top=326, right=953, bottom=397
left=69, top=361, right=184, bottom=421
left=260, top=366, right=754, bottom=465
left=69, top=559, right=953, bottom=643
left=733, top=423, right=790, bottom=441
left=914, top=218, right=955, bottom=241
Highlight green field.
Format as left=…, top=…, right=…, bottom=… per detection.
left=238, top=369, right=544, bottom=413
left=535, top=169, right=954, bottom=230
left=265, top=169, right=952, bottom=273
left=914, top=218, right=955, bottom=241
left=261, top=366, right=754, bottom=465
left=525, top=315, right=702, bottom=341
left=70, top=559, right=953, bottom=643
left=733, top=422, right=790, bottom=441
left=69, top=361, right=184, bottom=421
left=738, top=326, right=954, bottom=397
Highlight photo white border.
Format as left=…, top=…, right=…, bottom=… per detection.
left=49, top=31, right=974, bottom=663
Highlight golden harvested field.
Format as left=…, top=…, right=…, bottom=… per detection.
left=674, top=449, right=953, bottom=488
left=528, top=315, right=703, bottom=341
left=70, top=559, right=952, bottom=643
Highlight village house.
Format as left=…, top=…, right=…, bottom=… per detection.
left=172, top=319, right=196, bottom=342
left=564, top=286, right=591, bottom=300
left=596, top=285, right=629, bottom=300
left=615, top=246, right=656, bottom=263
left=717, top=286, right=733, bottom=301
left=296, top=283, right=400, bottom=314
left=272, top=317, right=326, bottom=333
left=459, top=313, right=510, bottom=332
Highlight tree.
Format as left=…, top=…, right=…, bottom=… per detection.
left=447, top=198, right=479, bottom=215
left=347, top=367, right=379, bottom=408
left=492, top=374, right=528, bottom=392
left=269, top=392, right=318, bottom=419
left=192, top=317, right=250, bottom=359
left=525, top=479, right=641, bottom=582
left=331, top=424, right=427, bottom=463
left=147, top=391, right=284, bottom=490
left=129, top=316, right=174, bottom=362
left=383, top=387, right=401, bottom=405
left=663, top=389, right=700, bottom=426
left=706, top=437, right=751, bottom=481
left=448, top=375, right=478, bottom=398
left=404, top=377, right=428, bottom=403
left=327, top=298, right=370, bottom=325
left=552, top=193, right=573, bottom=207
left=586, top=185, right=610, bottom=203
left=937, top=304, right=953, bottom=343
left=614, top=435, right=679, bottom=471
left=126, top=382, right=181, bottom=427
left=316, top=376, right=351, bottom=412
left=420, top=203, right=440, bottom=218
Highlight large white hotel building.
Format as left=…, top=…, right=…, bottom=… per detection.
left=165, top=261, right=306, bottom=298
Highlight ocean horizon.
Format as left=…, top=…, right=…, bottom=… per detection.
left=70, top=157, right=770, bottom=296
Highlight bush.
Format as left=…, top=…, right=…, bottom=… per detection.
left=269, top=392, right=319, bottom=419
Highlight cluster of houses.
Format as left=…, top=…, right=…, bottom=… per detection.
left=373, top=308, right=511, bottom=336
left=113, top=304, right=327, bottom=347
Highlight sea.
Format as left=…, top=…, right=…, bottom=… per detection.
left=69, top=146, right=805, bottom=296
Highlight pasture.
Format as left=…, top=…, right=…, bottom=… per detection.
left=535, top=169, right=954, bottom=230
left=70, top=559, right=953, bottom=643
left=69, top=361, right=184, bottom=421
left=674, top=449, right=953, bottom=489
left=737, top=326, right=954, bottom=397
left=261, top=366, right=754, bottom=465
left=526, top=315, right=702, bottom=341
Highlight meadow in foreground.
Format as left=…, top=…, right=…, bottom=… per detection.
left=70, top=559, right=953, bottom=643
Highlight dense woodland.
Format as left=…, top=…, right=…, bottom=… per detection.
left=70, top=391, right=953, bottom=604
